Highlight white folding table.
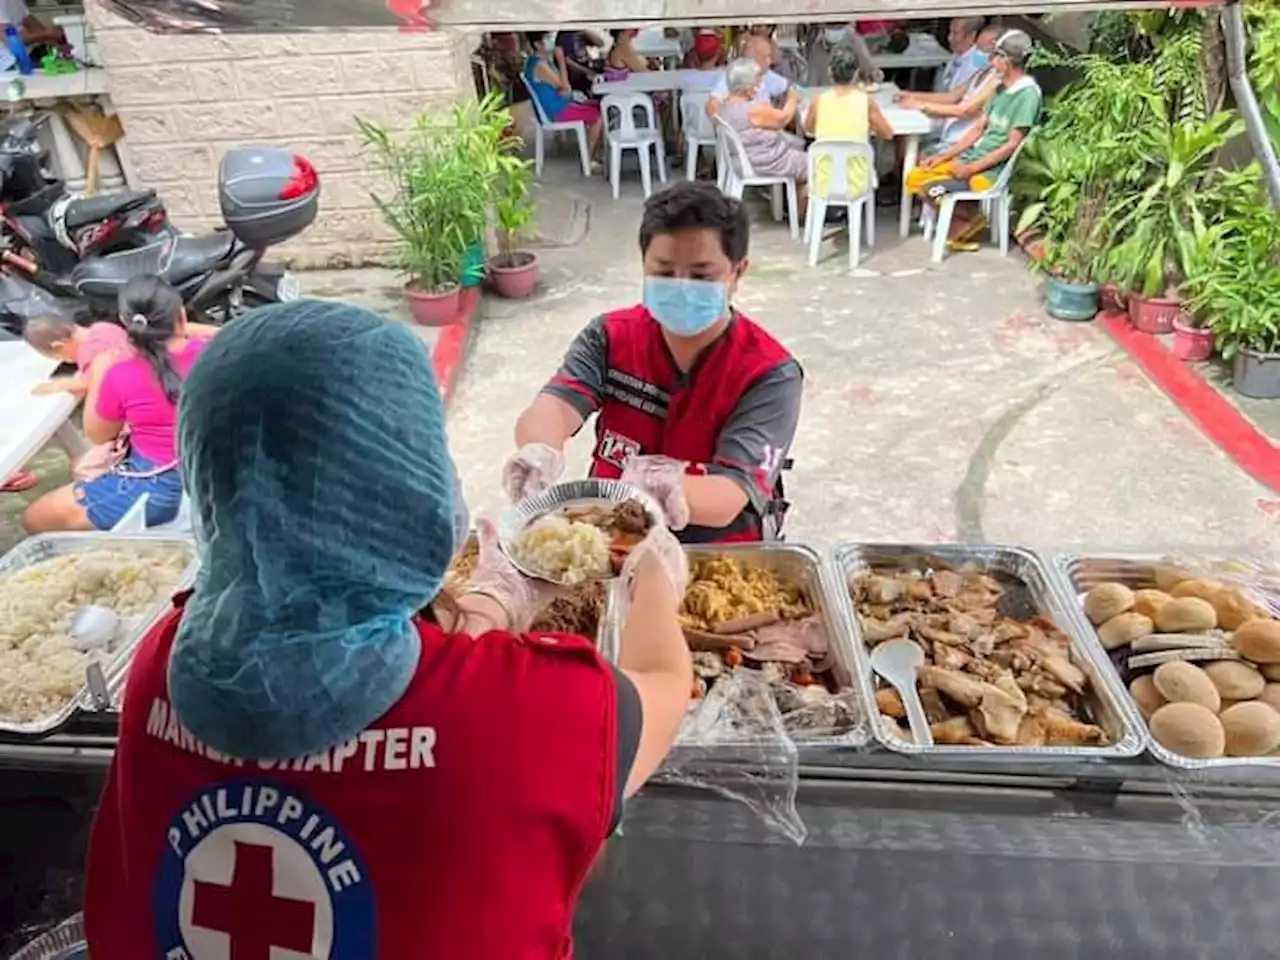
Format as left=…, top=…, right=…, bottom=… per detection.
left=871, top=33, right=953, bottom=71
left=0, top=341, right=87, bottom=482
left=591, top=68, right=721, bottom=97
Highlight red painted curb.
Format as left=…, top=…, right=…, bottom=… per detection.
left=1097, top=311, right=1280, bottom=493
left=431, top=286, right=480, bottom=403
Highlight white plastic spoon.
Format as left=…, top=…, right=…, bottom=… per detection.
left=870, top=637, right=934, bottom=747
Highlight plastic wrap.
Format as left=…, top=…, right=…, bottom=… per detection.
left=653, top=669, right=807, bottom=846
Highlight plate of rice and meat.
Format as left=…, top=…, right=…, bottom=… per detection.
left=499, top=480, right=663, bottom=586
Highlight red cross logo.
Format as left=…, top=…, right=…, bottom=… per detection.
left=192, top=840, right=317, bottom=960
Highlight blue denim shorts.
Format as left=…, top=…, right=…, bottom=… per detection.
left=74, top=454, right=182, bottom=530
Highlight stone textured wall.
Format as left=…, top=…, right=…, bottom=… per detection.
left=88, top=7, right=475, bottom=267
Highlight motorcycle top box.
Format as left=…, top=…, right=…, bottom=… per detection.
left=218, top=146, right=319, bottom=249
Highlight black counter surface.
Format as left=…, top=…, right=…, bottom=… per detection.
left=3, top=743, right=1280, bottom=958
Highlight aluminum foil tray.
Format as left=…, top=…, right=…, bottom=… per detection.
left=499, top=479, right=665, bottom=584
left=1055, top=552, right=1280, bottom=772
left=7, top=912, right=84, bottom=960
left=0, top=533, right=197, bottom=739
left=667, top=543, right=867, bottom=748
left=832, top=543, right=1145, bottom=761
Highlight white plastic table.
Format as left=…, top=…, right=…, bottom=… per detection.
left=632, top=27, right=683, bottom=65
left=592, top=68, right=721, bottom=97
left=871, top=33, right=952, bottom=71
left=797, top=84, right=936, bottom=237
left=0, top=341, right=87, bottom=481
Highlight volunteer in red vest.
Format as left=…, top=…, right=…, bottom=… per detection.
left=506, top=181, right=803, bottom=543
left=83, top=300, right=693, bottom=959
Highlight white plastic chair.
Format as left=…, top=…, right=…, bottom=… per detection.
left=520, top=72, right=592, bottom=178
left=601, top=92, right=667, bottom=199
left=111, top=493, right=193, bottom=536
left=804, top=142, right=876, bottom=268
left=680, top=91, right=718, bottom=182
left=921, top=136, right=1031, bottom=263
left=713, top=115, right=800, bottom=240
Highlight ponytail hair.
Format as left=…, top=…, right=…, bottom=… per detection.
left=118, top=275, right=185, bottom=404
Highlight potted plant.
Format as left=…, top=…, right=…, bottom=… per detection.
left=1020, top=175, right=1107, bottom=322
left=357, top=110, right=488, bottom=325
left=488, top=152, right=539, bottom=298
left=450, top=93, right=519, bottom=292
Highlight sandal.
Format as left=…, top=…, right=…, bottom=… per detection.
left=946, top=239, right=981, bottom=253
left=2, top=469, right=38, bottom=493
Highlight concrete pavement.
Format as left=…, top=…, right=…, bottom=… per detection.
left=446, top=165, right=1278, bottom=558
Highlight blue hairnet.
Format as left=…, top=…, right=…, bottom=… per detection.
left=169, top=300, right=457, bottom=761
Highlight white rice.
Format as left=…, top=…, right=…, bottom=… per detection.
left=0, top=548, right=188, bottom=723
left=511, top=516, right=611, bottom=585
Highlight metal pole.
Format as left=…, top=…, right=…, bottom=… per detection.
left=1223, top=0, right=1280, bottom=208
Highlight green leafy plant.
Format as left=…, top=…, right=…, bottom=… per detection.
left=1247, top=1, right=1280, bottom=148
left=357, top=110, right=488, bottom=292
left=493, top=151, right=536, bottom=266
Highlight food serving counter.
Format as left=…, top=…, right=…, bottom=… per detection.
left=1, top=531, right=1279, bottom=956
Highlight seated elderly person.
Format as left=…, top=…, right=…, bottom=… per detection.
left=898, top=24, right=1002, bottom=151
left=804, top=50, right=895, bottom=202
left=904, top=29, right=1040, bottom=251
left=718, top=58, right=809, bottom=209
left=707, top=34, right=797, bottom=121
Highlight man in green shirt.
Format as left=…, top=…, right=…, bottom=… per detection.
left=904, top=29, right=1040, bottom=249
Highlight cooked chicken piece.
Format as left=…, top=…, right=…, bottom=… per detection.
left=1015, top=712, right=1048, bottom=747
left=881, top=714, right=907, bottom=740
left=953, top=590, right=999, bottom=612
left=919, top=665, right=987, bottom=707
left=932, top=643, right=971, bottom=671
left=931, top=715, right=976, bottom=744
left=931, top=569, right=964, bottom=598
left=918, top=623, right=967, bottom=647
left=1039, top=652, right=1086, bottom=695
left=1019, top=705, right=1106, bottom=746
left=993, top=620, right=1027, bottom=643
left=969, top=631, right=998, bottom=658
left=973, top=674, right=1029, bottom=745
left=920, top=687, right=950, bottom=724
left=861, top=615, right=909, bottom=643
left=948, top=612, right=979, bottom=638
left=748, top=617, right=827, bottom=664
left=876, top=687, right=906, bottom=719
left=861, top=575, right=907, bottom=604
left=966, top=572, right=1004, bottom=594
left=906, top=579, right=934, bottom=602
left=1018, top=672, right=1068, bottom=701
left=862, top=603, right=894, bottom=620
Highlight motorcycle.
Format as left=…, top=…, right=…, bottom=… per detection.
left=0, top=144, right=316, bottom=331
left=0, top=116, right=171, bottom=275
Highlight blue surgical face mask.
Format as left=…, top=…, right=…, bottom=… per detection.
left=824, top=27, right=851, bottom=45
left=643, top=277, right=728, bottom=338
left=972, top=49, right=990, bottom=69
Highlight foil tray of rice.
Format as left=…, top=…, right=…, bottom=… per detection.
left=499, top=480, right=664, bottom=586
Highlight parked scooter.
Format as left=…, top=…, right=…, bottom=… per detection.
left=1, top=145, right=317, bottom=327
left=0, top=115, right=171, bottom=276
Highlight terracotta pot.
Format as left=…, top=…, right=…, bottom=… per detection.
left=487, top=251, right=540, bottom=299
left=1099, top=284, right=1127, bottom=314
left=405, top=282, right=461, bottom=326
left=1128, top=295, right=1184, bottom=335
left=1170, top=319, right=1214, bottom=362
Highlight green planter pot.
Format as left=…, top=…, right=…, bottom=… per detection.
left=460, top=242, right=486, bottom=289
left=1044, top=278, right=1099, bottom=322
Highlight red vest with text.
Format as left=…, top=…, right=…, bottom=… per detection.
left=577, top=306, right=793, bottom=543
left=84, top=595, right=617, bottom=959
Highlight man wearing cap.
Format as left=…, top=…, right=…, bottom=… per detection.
left=904, top=28, right=1040, bottom=249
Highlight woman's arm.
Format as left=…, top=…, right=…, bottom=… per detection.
left=185, top=321, right=222, bottom=340
left=802, top=95, right=818, bottom=136
left=868, top=99, right=895, bottom=140
left=747, top=101, right=792, bottom=131
left=535, top=57, right=570, bottom=93
left=82, top=352, right=126, bottom=445
left=921, top=74, right=999, bottom=118
left=618, top=540, right=692, bottom=797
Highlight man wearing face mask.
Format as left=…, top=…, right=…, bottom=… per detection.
left=805, top=22, right=883, bottom=88
left=506, top=182, right=802, bottom=544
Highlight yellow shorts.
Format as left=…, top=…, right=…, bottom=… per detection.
left=904, top=160, right=995, bottom=197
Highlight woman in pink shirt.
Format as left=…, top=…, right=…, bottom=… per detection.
left=23, top=276, right=207, bottom=532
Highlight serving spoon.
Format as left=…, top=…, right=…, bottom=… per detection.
left=870, top=637, right=934, bottom=747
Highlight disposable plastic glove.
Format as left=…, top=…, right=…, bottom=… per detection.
left=620, top=455, right=691, bottom=530
left=620, top=523, right=689, bottom=601
left=462, top=517, right=559, bottom=632
left=502, top=443, right=566, bottom=502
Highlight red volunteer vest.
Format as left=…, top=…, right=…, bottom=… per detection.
left=85, top=595, right=617, bottom=959
left=583, top=306, right=794, bottom=543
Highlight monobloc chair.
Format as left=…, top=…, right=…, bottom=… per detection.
left=680, top=90, right=718, bottom=182
left=601, top=92, right=668, bottom=199
left=921, top=136, right=1031, bottom=263
left=520, top=73, right=592, bottom=178
left=111, top=493, right=194, bottom=536
left=804, top=141, right=877, bottom=268
left=712, top=114, right=800, bottom=240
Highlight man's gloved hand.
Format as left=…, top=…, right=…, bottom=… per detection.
left=620, top=523, right=689, bottom=601
left=463, top=517, right=559, bottom=632
left=502, top=443, right=566, bottom=502
left=620, top=455, right=690, bottom=530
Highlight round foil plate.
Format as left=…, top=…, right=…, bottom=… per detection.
left=499, top=479, right=665, bottom=584
left=9, top=914, right=86, bottom=960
